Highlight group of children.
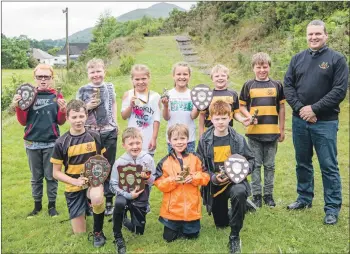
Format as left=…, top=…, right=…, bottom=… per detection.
left=13, top=51, right=285, bottom=254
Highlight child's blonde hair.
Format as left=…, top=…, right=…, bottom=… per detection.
left=34, top=63, right=54, bottom=77
left=210, top=64, right=230, bottom=79
left=86, top=58, right=105, bottom=70
left=122, top=127, right=143, bottom=143
left=172, top=62, right=192, bottom=76
left=167, top=124, right=189, bottom=140
left=251, top=52, right=271, bottom=68
left=130, top=64, right=150, bottom=79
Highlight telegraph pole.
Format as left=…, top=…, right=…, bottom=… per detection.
left=62, top=7, right=69, bottom=70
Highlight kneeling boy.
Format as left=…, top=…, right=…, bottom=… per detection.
left=197, top=100, right=255, bottom=254
left=110, top=127, right=156, bottom=254
left=155, top=123, right=210, bottom=242
left=51, top=99, right=107, bottom=247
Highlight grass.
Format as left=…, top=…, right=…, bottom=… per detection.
left=1, top=36, right=349, bottom=253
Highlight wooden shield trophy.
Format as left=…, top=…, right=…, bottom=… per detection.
left=191, top=84, right=213, bottom=111
left=224, top=154, right=250, bottom=184
left=83, top=155, right=111, bottom=187
left=117, top=164, right=146, bottom=192
left=16, top=83, right=37, bottom=110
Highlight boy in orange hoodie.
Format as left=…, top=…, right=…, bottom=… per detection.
left=154, top=123, right=210, bottom=242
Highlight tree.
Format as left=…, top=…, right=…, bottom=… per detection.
left=1, top=36, right=30, bottom=69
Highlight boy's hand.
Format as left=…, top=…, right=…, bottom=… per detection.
left=278, top=130, right=285, bottom=142
left=86, top=99, right=100, bottom=110
left=131, top=187, right=144, bottom=199
left=12, top=94, right=22, bottom=107
left=57, top=98, right=67, bottom=112
left=216, top=173, right=229, bottom=184
left=242, top=117, right=251, bottom=127
left=73, top=176, right=89, bottom=187
left=161, top=97, right=169, bottom=107
left=184, top=174, right=193, bottom=184
left=141, top=171, right=151, bottom=179
left=130, top=96, right=137, bottom=107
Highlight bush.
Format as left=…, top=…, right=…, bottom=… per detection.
left=119, top=54, right=135, bottom=75
left=1, top=73, right=24, bottom=111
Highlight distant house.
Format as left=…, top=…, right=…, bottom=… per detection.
left=55, top=43, right=89, bottom=65
left=32, top=48, right=55, bottom=65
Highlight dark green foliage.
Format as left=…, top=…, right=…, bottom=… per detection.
left=1, top=73, right=24, bottom=110
left=1, top=35, right=30, bottom=69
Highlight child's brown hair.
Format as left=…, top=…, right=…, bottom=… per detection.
left=251, top=52, right=271, bottom=68
left=167, top=123, right=189, bottom=140
left=86, top=58, right=105, bottom=70
left=122, top=127, right=143, bottom=143
left=209, top=100, right=231, bottom=117
left=66, top=99, right=87, bottom=117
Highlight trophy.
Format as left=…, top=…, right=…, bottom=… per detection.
left=160, top=88, right=170, bottom=100
left=224, top=154, right=250, bottom=184
left=250, top=109, right=259, bottom=125
left=92, top=87, right=101, bottom=106
left=83, top=155, right=111, bottom=188
left=176, top=165, right=190, bottom=183
left=16, top=83, right=37, bottom=110
left=53, top=87, right=62, bottom=102
left=190, top=84, right=213, bottom=111
left=117, top=164, right=146, bottom=192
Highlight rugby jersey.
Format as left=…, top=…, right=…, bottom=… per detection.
left=203, top=88, right=240, bottom=128
left=50, top=130, right=106, bottom=192
left=212, top=134, right=231, bottom=196
left=239, top=79, right=285, bottom=142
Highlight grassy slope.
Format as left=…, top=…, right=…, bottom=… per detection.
left=1, top=36, right=349, bottom=253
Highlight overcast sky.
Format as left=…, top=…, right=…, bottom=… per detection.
left=2, top=1, right=197, bottom=41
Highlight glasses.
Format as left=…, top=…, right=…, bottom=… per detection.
left=35, top=75, right=52, bottom=81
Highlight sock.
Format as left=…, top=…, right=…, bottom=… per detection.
left=106, top=197, right=113, bottom=204
left=93, top=212, right=105, bottom=233
left=48, top=201, right=56, bottom=209
left=34, top=201, right=42, bottom=211
left=230, top=229, right=239, bottom=237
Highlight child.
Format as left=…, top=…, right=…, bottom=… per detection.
left=76, top=58, right=118, bottom=216
left=161, top=62, right=199, bottom=152
left=155, top=124, right=210, bottom=242
left=197, top=100, right=255, bottom=254
left=110, top=127, right=156, bottom=254
left=121, top=64, right=161, bottom=156
left=198, top=64, right=250, bottom=137
left=12, top=63, right=66, bottom=218
left=239, top=52, right=285, bottom=208
left=51, top=99, right=107, bottom=248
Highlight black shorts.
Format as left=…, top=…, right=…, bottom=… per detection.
left=65, top=190, right=88, bottom=219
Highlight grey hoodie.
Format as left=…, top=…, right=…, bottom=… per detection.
left=110, top=151, right=155, bottom=202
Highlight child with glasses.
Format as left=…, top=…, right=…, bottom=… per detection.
left=12, top=63, right=67, bottom=218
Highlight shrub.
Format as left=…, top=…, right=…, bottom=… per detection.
left=1, top=73, right=24, bottom=111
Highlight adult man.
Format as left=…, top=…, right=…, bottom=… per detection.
left=284, top=20, right=348, bottom=225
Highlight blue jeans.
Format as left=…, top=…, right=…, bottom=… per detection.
left=292, top=116, right=342, bottom=216
left=167, top=141, right=196, bottom=153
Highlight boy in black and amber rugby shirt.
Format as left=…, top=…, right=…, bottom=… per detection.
left=51, top=99, right=107, bottom=248
left=239, top=52, right=286, bottom=208
left=198, top=64, right=250, bottom=137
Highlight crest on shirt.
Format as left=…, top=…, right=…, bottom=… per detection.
left=319, top=62, right=329, bottom=69
left=267, top=88, right=274, bottom=96
left=86, top=143, right=93, bottom=152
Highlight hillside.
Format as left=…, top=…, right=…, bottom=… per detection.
left=40, top=2, right=186, bottom=45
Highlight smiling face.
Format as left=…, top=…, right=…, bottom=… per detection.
left=88, top=66, right=106, bottom=85
left=67, top=107, right=87, bottom=135
left=170, top=132, right=188, bottom=155
left=253, top=63, right=270, bottom=81
left=212, top=71, right=228, bottom=90
left=34, top=68, right=53, bottom=90
left=122, top=136, right=143, bottom=158
left=307, top=25, right=328, bottom=50
left=132, top=71, right=150, bottom=93
left=173, top=66, right=190, bottom=89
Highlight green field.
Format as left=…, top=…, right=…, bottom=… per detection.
left=1, top=36, right=349, bottom=253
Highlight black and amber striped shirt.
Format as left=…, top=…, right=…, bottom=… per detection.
left=239, top=79, right=285, bottom=142
left=203, top=89, right=240, bottom=128
left=50, top=130, right=106, bottom=192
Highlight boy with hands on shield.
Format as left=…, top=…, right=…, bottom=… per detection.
left=110, top=127, right=156, bottom=254
left=197, top=100, right=255, bottom=254
left=51, top=99, right=108, bottom=248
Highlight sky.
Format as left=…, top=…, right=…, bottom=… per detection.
left=2, top=1, right=197, bottom=41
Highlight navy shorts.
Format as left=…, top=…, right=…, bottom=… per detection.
left=65, top=189, right=88, bottom=219
left=159, top=216, right=200, bottom=234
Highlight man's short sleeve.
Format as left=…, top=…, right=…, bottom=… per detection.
left=50, top=142, right=64, bottom=165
